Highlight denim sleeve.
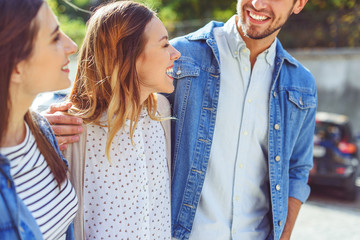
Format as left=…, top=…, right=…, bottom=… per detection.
left=288, top=97, right=317, bottom=203
left=65, top=222, right=75, bottom=240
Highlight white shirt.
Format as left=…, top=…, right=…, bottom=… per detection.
left=0, top=123, right=78, bottom=240
left=189, top=16, right=276, bottom=240
left=84, top=111, right=171, bottom=240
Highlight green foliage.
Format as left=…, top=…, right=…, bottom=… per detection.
left=47, top=0, right=86, bottom=47
left=48, top=0, right=360, bottom=48
left=304, top=0, right=357, bottom=11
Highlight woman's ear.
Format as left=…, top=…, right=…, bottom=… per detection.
left=10, top=61, right=25, bottom=84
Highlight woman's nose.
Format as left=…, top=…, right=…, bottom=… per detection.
left=171, top=45, right=181, bottom=61
left=64, top=33, right=78, bottom=56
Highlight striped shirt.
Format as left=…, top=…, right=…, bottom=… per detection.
left=0, top=123, right=78, bottom=240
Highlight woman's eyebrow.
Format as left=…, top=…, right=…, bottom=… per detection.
left=51, top=25, right=60, bottom=36
left=159, top=35, right=168, bottom=42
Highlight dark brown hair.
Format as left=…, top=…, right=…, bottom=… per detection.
left=0, top=0, right=67, bottom=186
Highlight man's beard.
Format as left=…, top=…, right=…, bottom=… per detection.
left=237, top=2, right=293, bottom=40
left=240, top=20, right=283, bottom=39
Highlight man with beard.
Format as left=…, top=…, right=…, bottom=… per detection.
left=169, top=0, right=316, bottom=239
left=44, top=0, right=316, bottom=239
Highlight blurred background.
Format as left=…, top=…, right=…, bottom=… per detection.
left=36, top=0, right=360, bottom=239
left=47, top=0, right=360, bottom=132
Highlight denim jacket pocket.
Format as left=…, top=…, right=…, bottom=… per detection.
left=171, top=58, right=200, bottom=80
left=287, top=90, right=316, bottom=110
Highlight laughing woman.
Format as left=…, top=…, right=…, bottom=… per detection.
left=0, top=0, right=78, bottom=239
left=60, top=1, right=180, bottom=239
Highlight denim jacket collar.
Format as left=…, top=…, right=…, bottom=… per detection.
left=185, top=19, right=299, bottom=70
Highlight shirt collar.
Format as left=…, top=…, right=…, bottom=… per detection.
left=223, top=15, right=277, bottom=66
left=223, top=15, right=246, bottom=58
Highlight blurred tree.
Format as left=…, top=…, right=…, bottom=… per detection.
left=48, top=0, right=86, bottom=47
left=50, top=0, right=360, bottom=48
left=280, top=0, right=360, bottom=48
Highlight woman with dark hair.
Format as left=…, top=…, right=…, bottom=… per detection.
left=0, top=0, right=78, bottom=239
left=59, top=1, right=180, bottom=239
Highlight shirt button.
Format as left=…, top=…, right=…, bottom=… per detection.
left=274, top=124, right=280, bottom=130
left=248, top=99, right=253, bottom=103
left=278, top=220, right=283, bottom=226
left=239, top=164, right=244, bottom=168
left=275, top=156, right=281, bottom=162
left=276, top=184, right=281, bottom=191
left=235, top=196, right=239, bottom=201
left=234, top=51, right=238, bottom=55
left=273, top=92, right=277, bottom=98
left=139, top=153, right=144, bottom=159
left=242, top=48, right=247, bottom=53
left=243, top=131, right=248, bottom=136
left=176, top=69, right=182, bottom=75
left=299, top=97, right=303, bottom=105
left=244, top=67, right=248, bottom=72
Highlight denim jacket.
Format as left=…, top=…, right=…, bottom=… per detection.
left=0, top=112, right=75, bottom=240
left=169, top=21, right=317, bottom=240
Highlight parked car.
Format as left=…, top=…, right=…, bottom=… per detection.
left=310, top=112, right=359, bottom=200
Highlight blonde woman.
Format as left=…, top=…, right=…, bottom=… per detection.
left=58, top=1, right=181, bottom=239
left=0, top=0, right=78, bottom=239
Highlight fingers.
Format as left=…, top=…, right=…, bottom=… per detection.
left=56, top=135, right=81, bottom=151
left=52, top=124, right=83, bottom=136
left=44, top=113, right=83, bottom=125
left=45, top=102, right=72, bottom=114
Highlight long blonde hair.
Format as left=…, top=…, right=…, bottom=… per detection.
left=68, top=1, right=160, bottom=160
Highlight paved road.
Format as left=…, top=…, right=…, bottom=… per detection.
left=292, top=179, right=360, bottom=240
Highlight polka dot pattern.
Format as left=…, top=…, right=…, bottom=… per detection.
left=84, top=113, right=170, bottom=239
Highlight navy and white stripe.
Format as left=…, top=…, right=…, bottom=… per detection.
left=0, top=123, right=78, bottom=240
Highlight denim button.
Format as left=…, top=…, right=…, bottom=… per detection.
left=275, top=156, right=281, bottom=162
left=278, top=220, right=282, bottom=226
left=299, top=97, right=303, bottom=105
left=276, top=184, right=281, bottom=191
left=273, top=92, right=277, bottom=98
left=274, top=124, right=280, bottom=130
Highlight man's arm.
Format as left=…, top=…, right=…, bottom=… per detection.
left=42, top=102, right=83, bottom=150
left=279, top=197, right=302, bottom=240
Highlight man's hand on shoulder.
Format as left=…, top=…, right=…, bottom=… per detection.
left=42, top=102, right=83, bottom=151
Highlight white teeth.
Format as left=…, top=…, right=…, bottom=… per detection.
left=249, top=12, right=268, bottom=21
left=166, top=68, right=173, bottom=75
